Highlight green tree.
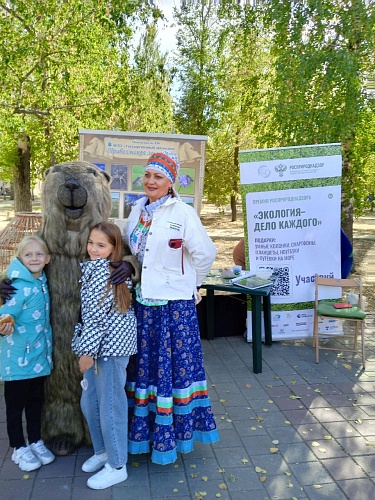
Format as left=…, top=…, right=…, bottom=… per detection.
left=0, top=0, right=153, bottom=209
left=174, top=1, right=269, bottom=220
left=263, top=0, right=375, bottom=241
left=112, top=22, right=175, bottom=133
left=173, top=0, right=224, bottom=136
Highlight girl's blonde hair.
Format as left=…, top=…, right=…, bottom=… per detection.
left=15, top=235, right=50, bottom=259
left=89, top=222, right=131, bottom=313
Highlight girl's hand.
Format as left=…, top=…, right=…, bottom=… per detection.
left=0, top=315, right=14, bottom=335
left=79, top=355, right=94, bottom=373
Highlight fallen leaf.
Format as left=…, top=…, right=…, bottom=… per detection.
left=228, top=474, right=236, bottom=483
left=285, top=471, right=292, bottom=477
left=219, top=399, right=226, bottom=403
left=245, top=384, right=251, bottom=388
left=311, top=441, right=320, bottom=447
left=251, top=426, right=257, bottom=431
left=202, top=476, right=208, bottom=481
left=313, top=484, right=322, bottom=489
left=272, top=440, right=279, bottom=445
left=269, top=447, right=279, bottom=453
left=259, top=476, right=267, bottom=482
left=23, top=474, right=30, bottom=480
left=287, top=481, right=293, bottom=488
left=190, top=464, right=197, bottom=468
left=218, top=468, right=225, bottom=473
left=285, top=420, right=291, bottom=425
left=290, top=380, right=296, bottom=384
left=290, top=395, right=301, bottom=399
left=268, top=399, right=273, bottom=404
left=318, top=447, right=326, bottom=453
left=218, top=483, right=227, bottom=490
left=366, top=442, right=375, bottom=446
left=131, top=462, right=140, bottom=467
left=226, top=418, right=232, bottom=423
left=314, top=389, right=321, bottom=393
left=215, top=494, right=222, bottom=498
left=266, top=384, right=273, bottom=388
left=173, top=488, right=178, bottom=493
left=324, top=435, right=332, bottom=440
left=241, top=458, right=249, bottom=464
left=178, top=480, right=184, bottom=483
left=343, top=364, right=352, bottom=370
left=355, top=418, right=363, bottom=424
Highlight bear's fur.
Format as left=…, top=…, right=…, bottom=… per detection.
left=39, top=161, right=139, bottom=456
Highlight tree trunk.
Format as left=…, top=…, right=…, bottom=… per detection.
left=230, top=194, right=237, bottom=222
left=231, top=135, right=240, bottom=222
left=14, top=134, right=32, bottom=213
left=341, top=139, right=354, bottom=244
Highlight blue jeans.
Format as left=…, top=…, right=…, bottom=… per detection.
left=81, top=356, right=129, bottom=468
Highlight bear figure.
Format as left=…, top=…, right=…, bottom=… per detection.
left=38, top=161, right=139, bottom=456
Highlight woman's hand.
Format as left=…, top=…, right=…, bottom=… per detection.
left=79, top=355, right=94, bottom=373
left=110, top=261, right=135, bottom=284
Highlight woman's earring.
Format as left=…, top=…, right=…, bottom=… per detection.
left=168, top=187, right=172, bottom=194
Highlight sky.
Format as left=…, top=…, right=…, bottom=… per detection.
left=154, top=1, right=179, bottom=54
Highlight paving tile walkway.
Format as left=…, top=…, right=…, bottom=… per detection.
left=1, top=315, right=374, bottom=500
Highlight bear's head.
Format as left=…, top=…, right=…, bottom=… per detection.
left=40, top=161, right=112, bottom=257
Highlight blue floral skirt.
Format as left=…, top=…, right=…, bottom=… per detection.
left=126, top=298, right=219, bottom=465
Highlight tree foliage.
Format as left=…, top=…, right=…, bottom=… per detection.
left=263, top=0, right=375, bottom=239
left=0, top=0, right=159, bottom=202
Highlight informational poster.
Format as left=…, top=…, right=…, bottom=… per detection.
left=79, top=130, right=208, bottom=227
left=239, top=144, right=342, bottom=340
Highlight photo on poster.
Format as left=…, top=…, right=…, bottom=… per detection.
left=178, top=141, right=202, bottom=163
left=110, top=164, right=128, bottom=190
left=124, top=194, right=144, bottom=218
left=92, top=162, right=106, bottom=171
left=110, top=193, right=120, bottom=218
left=131, top=165, right=144, bottom=192
left=180, top=197, right=194, bottom=208
left=176, top=168, right=195, bottom=195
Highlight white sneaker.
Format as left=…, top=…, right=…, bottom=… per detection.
left=12, top=446, right=41, bottom=472
left=82, top=452, right=108, bottom=473
left=30, top=440, right=55, bottom=465
left=87, top=463, right=128, bottom=490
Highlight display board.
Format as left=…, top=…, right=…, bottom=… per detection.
left=79, top=129, right=207, bottom=227
left=239, top=143, right=342, bottom=340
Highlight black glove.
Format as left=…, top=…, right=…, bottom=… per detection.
left=110, top=261, right=135, bottom=285
left=0, top=279, right=17, bottom=305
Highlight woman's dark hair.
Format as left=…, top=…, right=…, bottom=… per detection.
left=89, top=222, right=130, bottom=313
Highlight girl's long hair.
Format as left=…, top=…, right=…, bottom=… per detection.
left=89, top=222, right=131, bottom=313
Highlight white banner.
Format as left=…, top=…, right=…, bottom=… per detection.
left=239, top=144, right=342, bottom=340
